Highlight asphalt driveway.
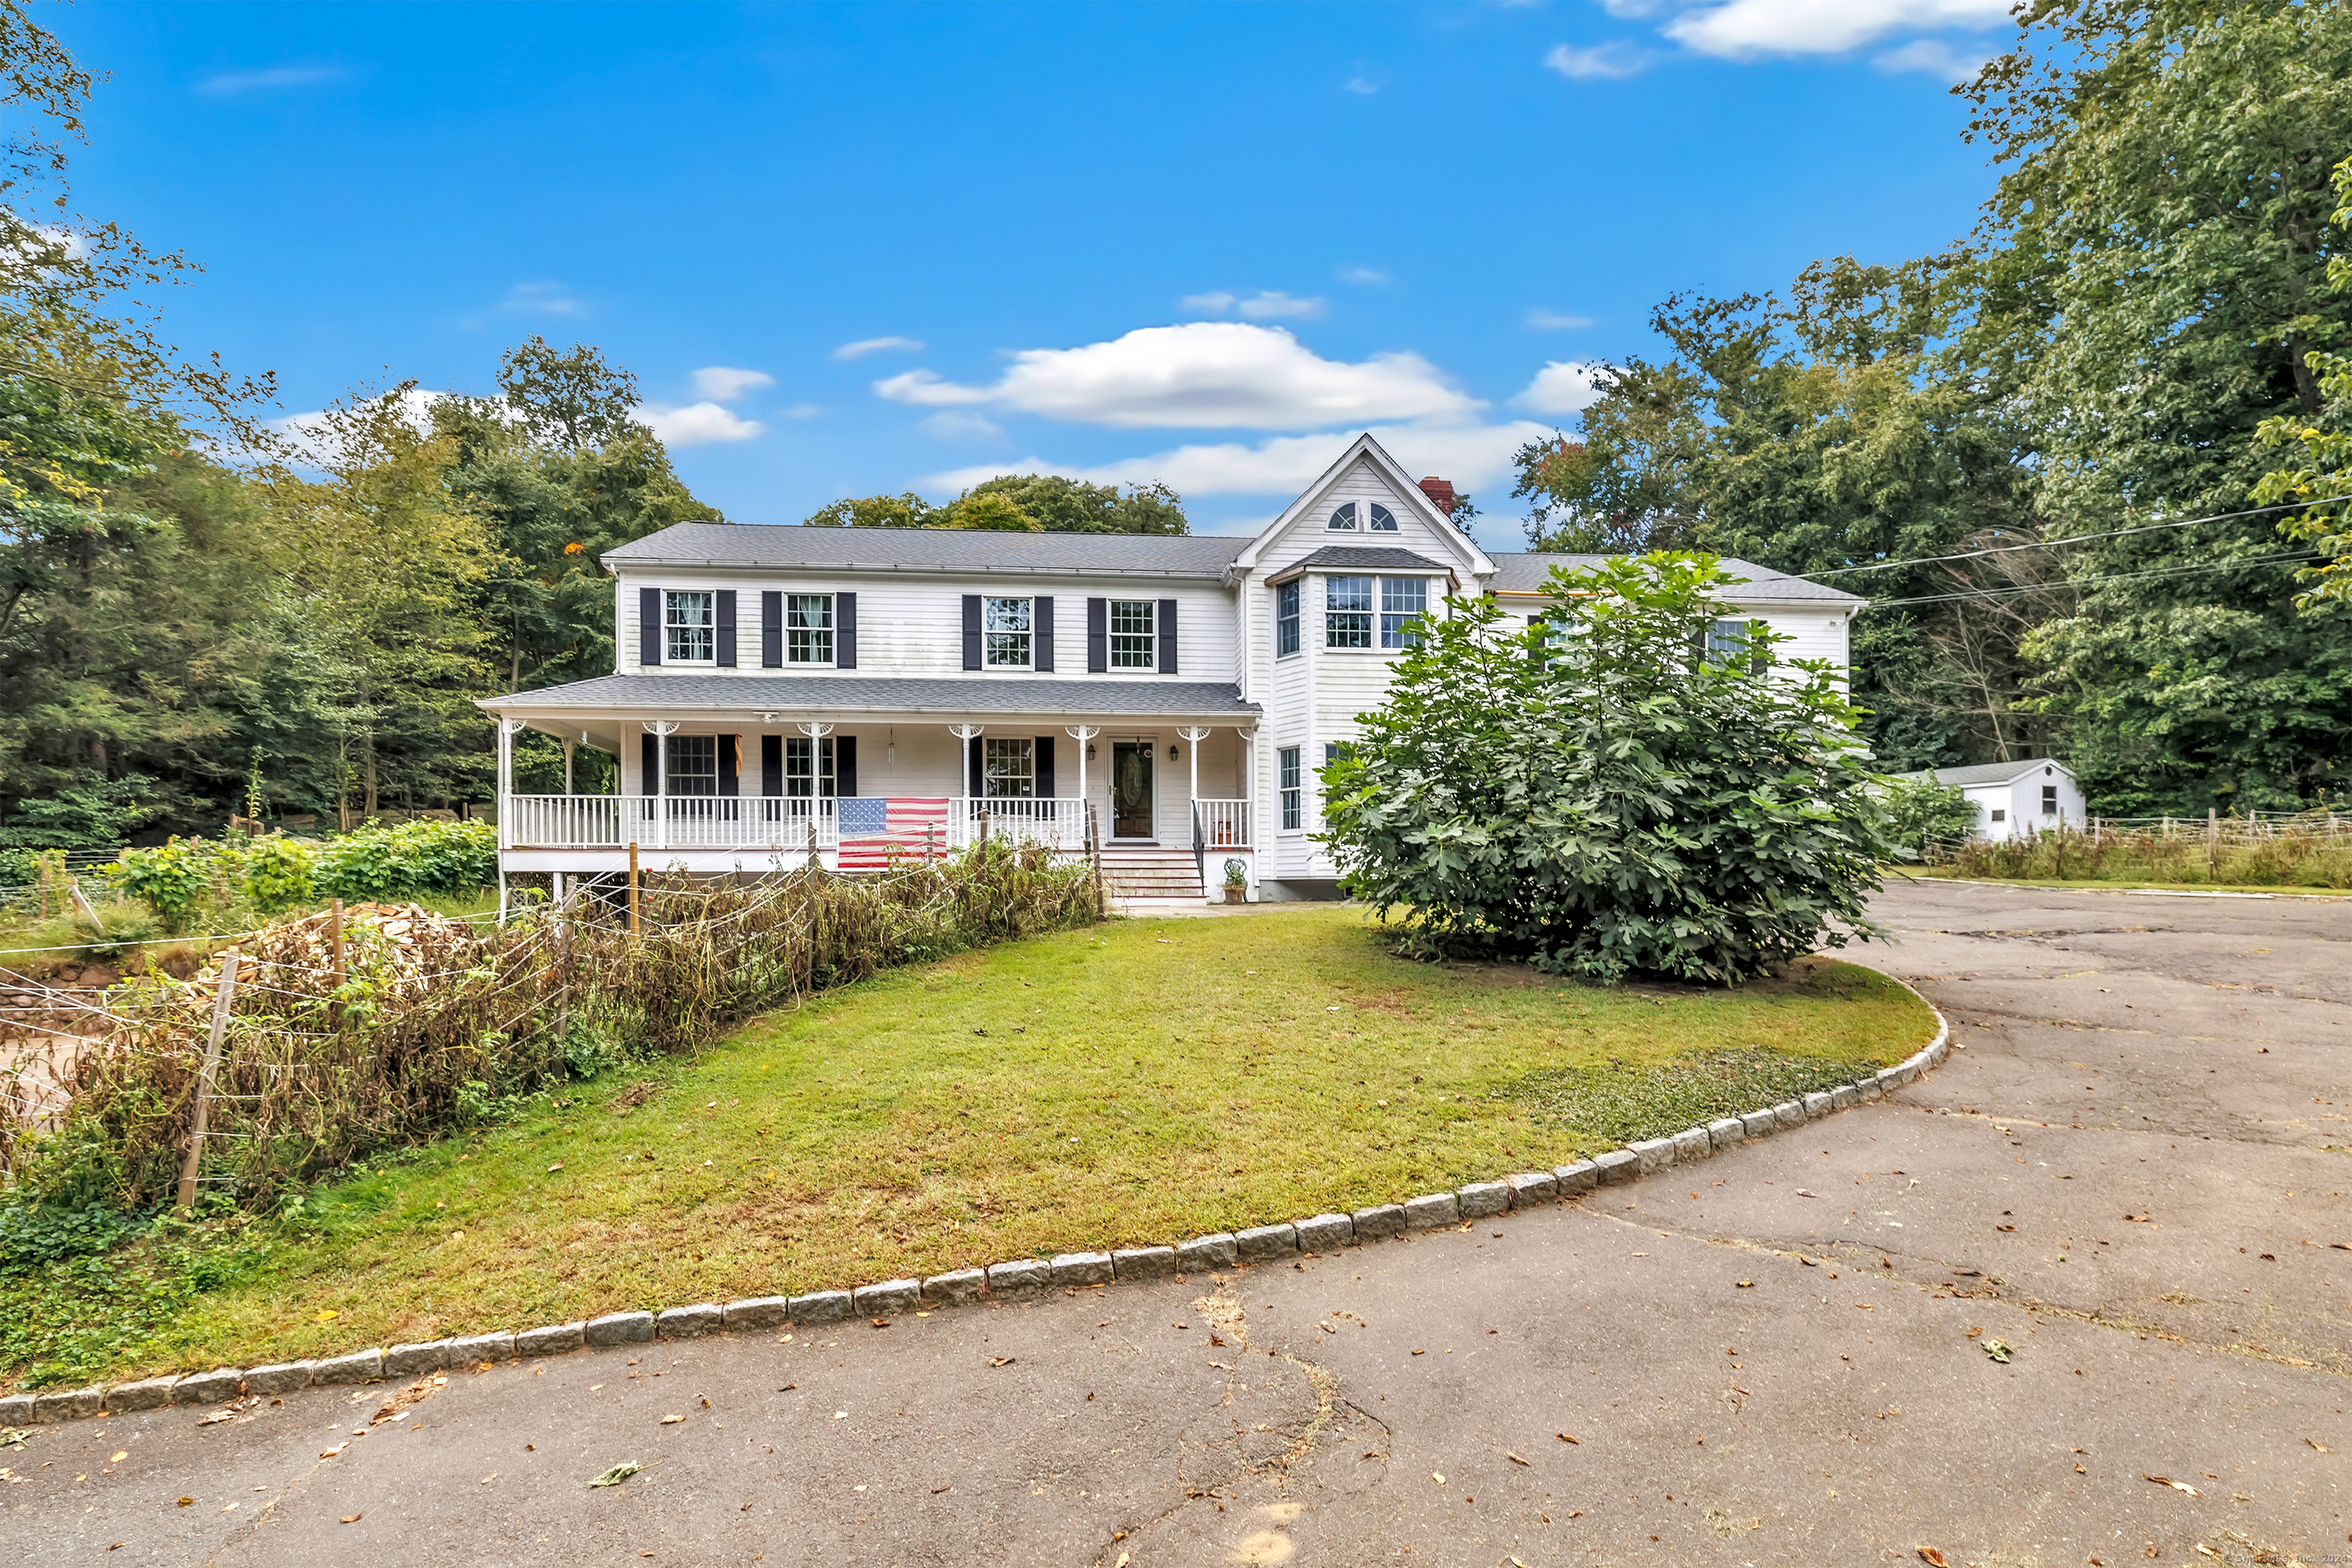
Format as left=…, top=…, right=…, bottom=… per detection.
left=9, top=880, right=2349, bottom=1566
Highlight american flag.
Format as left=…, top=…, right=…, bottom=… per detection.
left=835, top=797, right=952, bottom=872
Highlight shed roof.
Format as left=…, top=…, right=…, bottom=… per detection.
left=1894, top=759, right=2075, bottom=788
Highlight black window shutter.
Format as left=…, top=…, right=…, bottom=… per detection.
left=761, top=590, right=782, bottom=668
left=967, top=735, right=983, bottom=795
left=962, top=595, right=982, bottom=670
left=1035, top=736, right=1055, bottom=799
left=1034, top=596, right=1055, bottom=672
left=1086, top=597, right=1108, bottom=671
left=761, top=734, right=783, bottom=795
left=716, top=590, right=737, bottom=668
left=1158, top=599, right=1178, bottom=674
left=719, top=733, right=739, bottom=796
left=836, top=734, right=858, bottom=798
left=639, top=586, right=662, bottom=666
left=837, top=592, right=858, bottom=669
left=642, top=732, right=659, bottom=794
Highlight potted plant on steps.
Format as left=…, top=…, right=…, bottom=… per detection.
left=1221, top=859, right=1249, bottom=904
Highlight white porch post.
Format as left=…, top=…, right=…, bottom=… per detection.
left=1066, top=724, right=1100, bottom=849
left=563, top=735, right=576, bottom=795
left=642, top=720, right=679, bottom=851
left=1178, top=726, right=1208, bottom=841
left=496, top=717, right=525, bottom=924
left=949, top=724, right=985, bottom=846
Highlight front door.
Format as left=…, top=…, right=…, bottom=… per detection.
left=1111, top=740, right=1155, bottom=839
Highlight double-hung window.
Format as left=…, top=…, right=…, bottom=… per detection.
left=1379, top=578, right=1426, bottom=648
left=665, top=734, right=717, bottom=795
left=983, top=737, right=1035, bottom=799
left=664, top=590, right=715, bottom=664
left=1276, top=581, right=1301, bottom=656
left=786, top=737, right=835, bottom=798
left=1109, top=599, right=1156, bottom=668
left=1325, top=576, right=1373, bottom=648
left=787, top=594, right=834, bottom=664
left=1279, top=746, right=1302, bottom=831
left=983, top=597, right=1033, bottom=668
left=1706, top=618, right=1752, bottom=662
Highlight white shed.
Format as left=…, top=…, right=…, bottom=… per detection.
left=1899, top=758, right=2086, bottom=841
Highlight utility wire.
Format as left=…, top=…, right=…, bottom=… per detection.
left=1867, top=550, right=2324, bottom=609
left=1798, top=495, right=2352, bottom=581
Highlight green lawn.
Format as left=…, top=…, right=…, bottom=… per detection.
left=18, top=905, right=1932, bottom=1386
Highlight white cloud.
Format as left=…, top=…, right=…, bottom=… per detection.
left=874, top=322, right=1480, bottom=432
left=197, top=64, right=343, bottom=96
left=1872, top=36, right=1989, bottom=78
left=920, top=410, right=1004, bottom=441
left=1544, top=41, right=1649, bottom=78
left=831, top=335, right=926, bottom=361
left=1181, top=289, right=1328, bottom=321
left=1662, top=0, right=2008, bottom=58
left=927, top=420, right=1554, bottom=498
left=1513, top=361, right=1609, bottom=416
left=1525, top=309, right=1595, bottom=330
left=635, top=401, right=763, bottom=446
left=1344, top=74, right=1380, bottom=95
left=691, top=366, right=776, bottom=401
left=1339, top=266, right=1390, bottom=286
left=266, top=387, right=452, bottom=464
left=778, top=403, right=825, bottom=419
left=495, top=280, right=586, bottom=318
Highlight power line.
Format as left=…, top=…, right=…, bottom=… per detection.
left=1867, top=549, right=2324, bottom=609
left=1798, top=495, right=2352, bottom=581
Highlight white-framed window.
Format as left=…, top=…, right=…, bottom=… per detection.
left=984, top=597, right=1033, bottom=668
left=1707, top=618, right=1757, bottom=662
left=786, top=737, right=835, bottom=798
left=1109, top=599, right=1156, bottom=668
left=1369, top=503, right=1397, bottom=532
left=664, top=590, right=715, bottom=664
left=787, top=594, right=834, bottom=664
left=1276, top=580, right=1301, bottom=657
left=665, top=733, right=717, bottom=795
left=1328, top=502, right=1358, bottom=531
left=1380, top=578, right=1426, bottom=648
left=1279, top=746, right=1301, bottom=831
left=1325, top=575, right=1373, bottom=648
left=1991, top=808, right=2007, bottom=823
left=983, top=737, right=1034, bottom=799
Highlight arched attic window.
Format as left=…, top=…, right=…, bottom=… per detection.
left=1369, top=504, right=1397, bottom=531
left=1328, top=502, right=1357, bottom=530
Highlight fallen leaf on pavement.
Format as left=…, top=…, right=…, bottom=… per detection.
left=1919, top=1549, right=1951, bottom=1566
left=990, top=1357, right=1014, bottom=1367
left=1795, top=1189, right=1818, bottom=1198
left=1432, top=1472, right=1445, bottom=1485
left=319, top=1444, right=347, bottom=1459
left=2142, top=1474, right=2199, bottom=1496
left=658, top=1415, right=684, bottom=1426
left=176, top=1498, right=193, bottom=1508
left=339, top=1513, right=361, bottom=1524
left=589, top=1462, right=640, bottom=1488
left=109, top=1451, right=126, bottom=1463
left=197, top=1412, right=235, bottom=1426
left=1981, top=1338, right=2012, bottom=1363
left=480, top=1473, right=497, bottom=1484
left=1735, top=1280, right=1754, bottom=1289
left=1557, top=1432, right=1579, bottom=1444
left=2308, top=1438, right=2331, bottom=1452
left=1507, top=1452, right=1529, bottom=1465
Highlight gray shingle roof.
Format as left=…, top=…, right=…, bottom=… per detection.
left=480, top=674, right=1259, bottom=718
left=1269, top=545, right=1455, bottom=580
left=1485, top=552, right=1865, bottom=604
left=602, top=522, right=1249, bottom=579
left=1894, top=759, right=2073, bottom=788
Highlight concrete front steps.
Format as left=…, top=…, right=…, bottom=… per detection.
left=1098, top=848, right=1206, bottom=910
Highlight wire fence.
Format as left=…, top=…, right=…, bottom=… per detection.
left=1921, top=810, right=2352, bottom=887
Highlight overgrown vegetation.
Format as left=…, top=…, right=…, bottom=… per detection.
left=0, top=910, right=1928, bottom=1390
left=1877, top=776, right=1977, bottom=856
left=1321, top=553, right=1892, bottom=984
left=7, top=841, right=1099, bottom=1214
left=107, top=819, right=498, bottom=929
left=1930, top=818, right=2352, bottom=889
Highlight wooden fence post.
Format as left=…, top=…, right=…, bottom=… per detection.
left=1088, top=803, right=1106, bottom=916
left=629, top=841, right=641, bottom=935
left=176, top=952, right=240, bottom=1214
left=2207, top=808, right=2220, bottom=880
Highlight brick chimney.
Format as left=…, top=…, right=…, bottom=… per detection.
left=1418, top=475, right=1456, bottom=514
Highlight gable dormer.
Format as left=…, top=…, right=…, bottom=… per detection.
left=1230, top=432, right=1493, bottom=583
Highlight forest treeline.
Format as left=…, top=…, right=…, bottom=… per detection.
left=1513, top=0, right=2352, bottom=815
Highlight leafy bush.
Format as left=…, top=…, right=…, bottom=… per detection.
left=114, top=837, right=225, bottom=929
left=1877, top=776, right=1978, bottom=855
left=1320, top=553, right=1893, bottom=984
left=315, top=818, right=496, bottom=900
left=242, top=834, right=316, bottom=911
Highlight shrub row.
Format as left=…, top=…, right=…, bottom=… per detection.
left=109, top=820, right=498, bottom=926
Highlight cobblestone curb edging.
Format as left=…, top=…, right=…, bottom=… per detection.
left=0, top=974, right=1949, bottom=1429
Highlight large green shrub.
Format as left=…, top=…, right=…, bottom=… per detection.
left=1877, top=776, right=1978, bottom=856
left=314, top=819, right=495, bottom=900
left=1321, top=553, right=1893, bottom=984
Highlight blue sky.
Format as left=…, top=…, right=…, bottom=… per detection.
left=53, top=0, right=2015, bottom=551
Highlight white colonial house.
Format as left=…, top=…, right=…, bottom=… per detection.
left=479, top=433, right=1864, bottom=906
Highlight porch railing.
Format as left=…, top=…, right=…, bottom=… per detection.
left=506, top=794, right=837, bottom=851
left=1192, top=799, right=1250, bottom=849
left=946, top=796, right=1086, bottom=853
